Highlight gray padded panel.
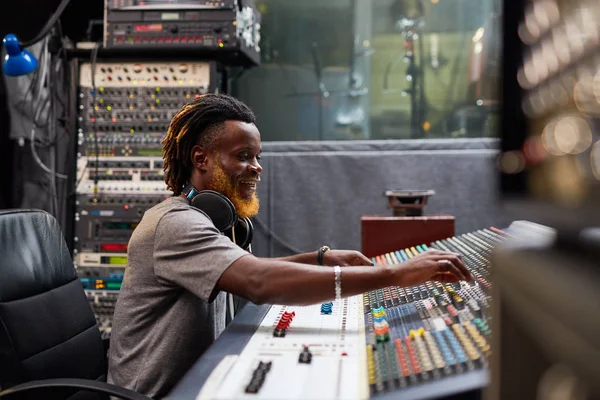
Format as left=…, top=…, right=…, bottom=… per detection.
left=251, top=138, right=509, bottom=257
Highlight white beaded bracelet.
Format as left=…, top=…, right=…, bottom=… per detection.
left=333, top=265, right=342, bottom=301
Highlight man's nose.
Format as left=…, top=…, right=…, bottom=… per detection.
left=248, top=160, right=263, bottom=174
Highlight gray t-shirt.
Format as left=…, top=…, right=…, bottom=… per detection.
left=107, top=196, right=249, bottom=398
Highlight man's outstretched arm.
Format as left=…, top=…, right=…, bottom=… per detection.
left=270, top=251, right=319, bottom=265
left=217, top=249, right=473, bottom=306
left=267, top=249, right=374, bottom=266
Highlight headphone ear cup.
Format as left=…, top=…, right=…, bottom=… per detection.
left=190, top=190, right=237, bottom=232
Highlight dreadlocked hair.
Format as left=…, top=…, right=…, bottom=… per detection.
left=161, top=93, right=256, bottom=195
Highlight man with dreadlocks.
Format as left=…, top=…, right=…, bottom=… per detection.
left=107, top=93, right=472, bottom=398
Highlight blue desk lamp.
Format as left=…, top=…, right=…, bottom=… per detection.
left=3, top=34, right=39, bottom=76
left=2, top=0, right=72, bottom=76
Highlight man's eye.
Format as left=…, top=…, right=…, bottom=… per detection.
left=256, top=155, right=262, bottom=161
left=239, top=154, right=249, bottom=160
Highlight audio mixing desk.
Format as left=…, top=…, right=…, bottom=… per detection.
left=169, top=228, right=504, bottom=400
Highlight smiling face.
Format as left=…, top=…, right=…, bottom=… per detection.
left=190, top=120, right=263, bottom=218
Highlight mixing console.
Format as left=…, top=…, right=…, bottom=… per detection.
left=364, top=228, right=501, bottom=398
left=198, top=228, right=506, bottom=400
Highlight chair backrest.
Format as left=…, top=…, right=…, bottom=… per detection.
left=0, top=209, right=107, bottom=394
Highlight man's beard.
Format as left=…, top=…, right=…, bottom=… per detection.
left=208, top=160, right=260, bottom=219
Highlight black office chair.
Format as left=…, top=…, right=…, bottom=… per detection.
left=0, top=209, right=150, bottom=400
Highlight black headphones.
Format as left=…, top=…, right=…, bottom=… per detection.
left=182, top=183, right=254, bottom=251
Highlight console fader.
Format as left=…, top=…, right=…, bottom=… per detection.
left=74, top=61, right=216, bottom=336
left=198, top=227, right=505, bottom=400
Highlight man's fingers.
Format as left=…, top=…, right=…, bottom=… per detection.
left=352, top=252, right=374, bottom=266
left=426, top=248, right=445, bottom=255
left=438, top=259, right=468, bottom=281
left=432, top=253, right=474, bottom=281
left=448, top=255, right=473, bottom=280
left=359, top=253, right=374, bottom=266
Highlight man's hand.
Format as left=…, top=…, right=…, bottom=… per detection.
left=396, top=249, right=475, bottom=287
left=323, top=250, right=374, bottom=267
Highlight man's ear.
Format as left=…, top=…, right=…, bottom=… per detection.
left=191, top=145, right=210, bottom=172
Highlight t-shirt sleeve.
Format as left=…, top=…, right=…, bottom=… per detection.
left=153, top=208, right=249, bottom=302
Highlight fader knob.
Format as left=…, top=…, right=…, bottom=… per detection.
left=298, top=346, right=312, bottom=364
left=273, top=329, right=286, bottom=337
left=320, top=302, right=333, bottom=314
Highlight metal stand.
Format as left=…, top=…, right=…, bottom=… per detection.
left=397, top=18, right=426, bottom=138
left=384, top=16, right=427, bottom=138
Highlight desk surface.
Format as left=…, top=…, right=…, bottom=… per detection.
left=167, top=303, right=270, bottom=400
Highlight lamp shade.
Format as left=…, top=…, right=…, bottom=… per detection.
left=3, top=34, right=39, bottom=76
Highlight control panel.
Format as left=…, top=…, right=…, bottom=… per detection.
left=207, top=298, right=369, bottom=400
left=74, top=61, right=216, bottom=336
left=73, top=192, right=169, bottom=268
left=75, top=157, right=169, bottom=194
left=103, top=0, right=261, bottom=66
left=86, top=289, right=120, bottom=339
left=105, top=0, right=239, bottom=9
left=78, top=62, right=212, bottom=158
left=198, top=227, right=505, bottom=400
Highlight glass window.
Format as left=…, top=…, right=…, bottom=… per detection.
left=232, top=0, right=501, bottom=141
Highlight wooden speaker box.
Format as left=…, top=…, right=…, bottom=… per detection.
left=361, top=215, right=455, bottom=258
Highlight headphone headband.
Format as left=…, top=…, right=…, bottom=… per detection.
left=182, top=183, right=253, bottom=251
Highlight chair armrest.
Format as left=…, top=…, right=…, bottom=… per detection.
left=0, top=378, right=151, bottom=400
